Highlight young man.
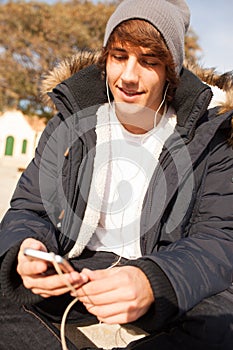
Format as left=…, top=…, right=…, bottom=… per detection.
left=1, top=0, right=233, bottom=349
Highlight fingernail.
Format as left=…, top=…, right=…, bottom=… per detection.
left=80, top=272, right=89, bottom=283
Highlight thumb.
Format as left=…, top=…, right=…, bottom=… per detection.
left=20, top=238, right=47, bottom=252
left=80, top=268, right=115, bottom=281
left=80, top=268, right=96, bottom=281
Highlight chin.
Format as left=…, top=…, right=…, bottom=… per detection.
left=115, top=101, right=148, bottom=116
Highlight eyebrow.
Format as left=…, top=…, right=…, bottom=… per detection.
left=110, top=47, right=127, bottom=53
left=141, top=52, right=157, bottom=58
left=110, top=47, right=156, bottom=58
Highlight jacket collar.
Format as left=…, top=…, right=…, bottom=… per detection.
left=49, top=65, right=212, bottom=135
left=44, top=52, right=232, bottom=144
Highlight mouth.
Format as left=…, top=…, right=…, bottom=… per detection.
left=118, top=87, right=144, bottom=97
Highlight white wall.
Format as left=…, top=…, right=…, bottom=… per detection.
left=0, top=110, right=40, bottom=168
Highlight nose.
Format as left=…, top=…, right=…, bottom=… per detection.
left=121, top=56, right=139, bottom=85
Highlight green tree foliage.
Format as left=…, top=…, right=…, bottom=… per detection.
left=0, top=0, right=201, bottom=118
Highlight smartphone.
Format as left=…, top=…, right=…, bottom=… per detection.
left=23, top=248, right=74, bottom=274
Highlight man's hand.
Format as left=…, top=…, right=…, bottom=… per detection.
left=17, top=238, right=88, bottom=298
left=72, top=266, right=154, bottom=324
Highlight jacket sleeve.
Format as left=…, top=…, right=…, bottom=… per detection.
left=127, top=129, right=233, bottom=330
left=0, top=114, right=65, bottom=303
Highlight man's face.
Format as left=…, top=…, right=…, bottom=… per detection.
left=106, top=42, right=167, bottom=114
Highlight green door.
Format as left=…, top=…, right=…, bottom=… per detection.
left=5, top=136, right=14, bottom=156
left=21, top=139, right=27, bottom=154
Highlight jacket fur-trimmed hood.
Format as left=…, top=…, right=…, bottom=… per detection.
left=40, top=50, right=233, bottom=144
left=41, top=50, right=101, bottom=108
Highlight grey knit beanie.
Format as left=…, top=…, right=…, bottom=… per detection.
left=103, top=0, right=190, bottom=73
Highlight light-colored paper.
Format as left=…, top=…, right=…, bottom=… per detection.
left=77, top=323, right=149, bottom=349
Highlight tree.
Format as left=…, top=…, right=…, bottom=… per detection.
left=185, top=28, right=202, bottom=65
left=0, top=0, right=116, bottom=117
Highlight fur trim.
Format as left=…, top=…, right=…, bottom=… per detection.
left=41, top=50, right=233, bottom=145
left=184, top=60, right=233, bottom=113
left=40, top=50, right=101, bottom=109
left=41, top=50, right=233, bottom=112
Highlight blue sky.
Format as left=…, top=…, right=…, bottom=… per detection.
left=186, top=0, right=233, bottom=72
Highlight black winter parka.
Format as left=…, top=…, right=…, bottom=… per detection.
left=0, top=65, right=233, bottom=331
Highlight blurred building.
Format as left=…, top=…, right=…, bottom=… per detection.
left=0, top=110, right=46, bottom=169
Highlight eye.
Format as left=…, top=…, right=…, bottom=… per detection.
left=112, top=54, right=127, bottom=61
left=140, top=59, right=159, bottom=67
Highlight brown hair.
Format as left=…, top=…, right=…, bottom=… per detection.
left=98, top=19, right=180, bottom=102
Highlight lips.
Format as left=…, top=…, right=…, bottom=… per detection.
left=118, top=87, right=143, bottom=98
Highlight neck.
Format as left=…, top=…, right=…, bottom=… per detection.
left=115, top=105, right=165, bottom=135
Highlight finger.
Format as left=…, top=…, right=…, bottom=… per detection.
left=22, top=271, right=78, bottom=291
left=20, top=238, right=47, bottom=252
left=17, top=240, right=48, bottom=276
left=18, top=239, right=47, bottom=261
left=17, top=259, right=48, bottom=276
left=83, top=301, right=137, bottom=324
left=74, top=275, right=119, bottom=298
left=81, top=268, right=119, bottom=281
left=76, top=287, right=126, bottom=305
left=30, top=285, right=72, bottom=297
left=24, top=270, right=88, bottom=297
left=70, top=271, right=89, bottom=285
